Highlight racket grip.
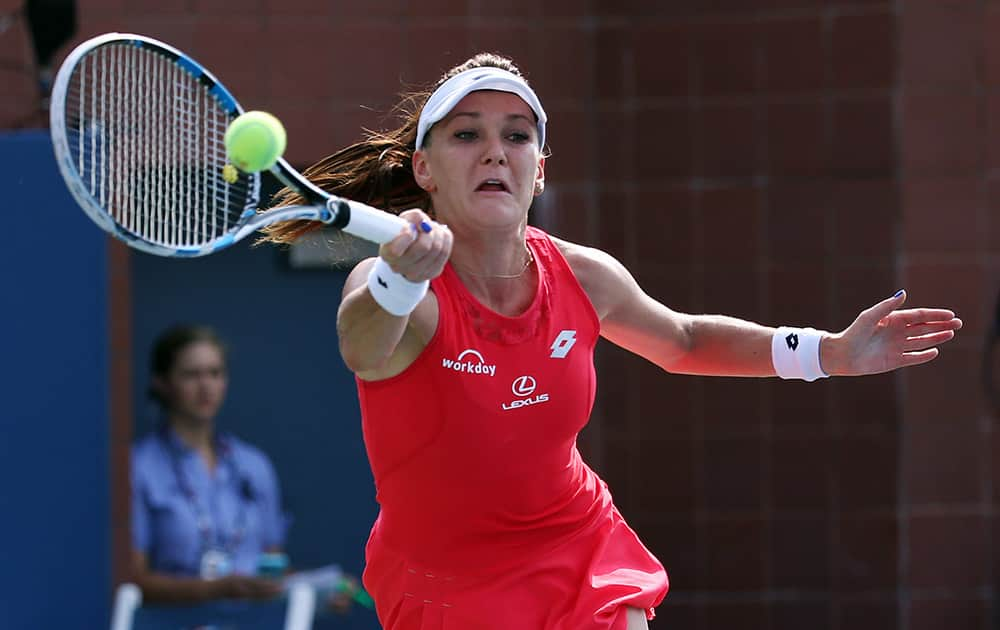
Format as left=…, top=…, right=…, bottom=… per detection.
left=339, top=200, right=411, bottom=244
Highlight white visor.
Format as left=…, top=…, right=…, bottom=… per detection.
left=416, top=67, right=547, bottom=150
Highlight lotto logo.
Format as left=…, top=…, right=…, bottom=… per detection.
left=785, top=333, right=799, bottom=351
left=550, top=330, right=577, bottom=359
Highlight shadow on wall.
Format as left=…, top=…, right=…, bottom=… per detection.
left=991, top=288, right=1000, bottom=630
left=1, top=0, right=77, bottom=129
left=987, top=290, right=1000, bottom=418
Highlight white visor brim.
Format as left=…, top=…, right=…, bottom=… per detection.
left=416, top=67, right=547, bottom=149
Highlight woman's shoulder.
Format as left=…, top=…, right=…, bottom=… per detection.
left=546, top=234, right=622, bottom=280
left=543, top=233, right=634, bottom=322
left=130, top=432, right=169, bottom=486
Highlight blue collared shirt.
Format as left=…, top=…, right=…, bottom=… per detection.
left=131, top=428, right=289, bottom=576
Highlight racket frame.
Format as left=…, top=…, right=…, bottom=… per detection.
left=50, top=32, right=407, bottom=257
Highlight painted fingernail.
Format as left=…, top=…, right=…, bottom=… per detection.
left=420, top=221, right=432, bottom=233
left=893, top=289, right=904, bottom=298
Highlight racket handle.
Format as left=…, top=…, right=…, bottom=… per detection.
left=337, top=200, right=411, bottom=244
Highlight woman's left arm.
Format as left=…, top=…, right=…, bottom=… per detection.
left=560, top=239, right=962, bottom=378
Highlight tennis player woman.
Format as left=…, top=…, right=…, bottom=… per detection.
left=263, top=53, right=962, bottom=630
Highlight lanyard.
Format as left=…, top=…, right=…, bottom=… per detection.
left=160, top=430, right=252, bottom=557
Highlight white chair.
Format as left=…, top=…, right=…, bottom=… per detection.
left=110, top=581, right=317, bottom=630
left=110, top=583, right=141, bottom=630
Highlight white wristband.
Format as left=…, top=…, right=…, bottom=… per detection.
left=367, top=257, right=429, bottom=317
left=771, top=327, right=829, bottom=382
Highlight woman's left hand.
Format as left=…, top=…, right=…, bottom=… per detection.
left=822, top=290, right=963, bottom=376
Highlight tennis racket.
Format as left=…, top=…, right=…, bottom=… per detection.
left=49, top=32, right=409, bottom=257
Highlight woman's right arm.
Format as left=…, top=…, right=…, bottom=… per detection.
left=337, top=210, right=451, bottom=379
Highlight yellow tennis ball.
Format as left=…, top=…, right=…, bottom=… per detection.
left=224, top=111, right=286, bottom=173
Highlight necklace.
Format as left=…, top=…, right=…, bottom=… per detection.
left=451, top=247, right=534, bottom=279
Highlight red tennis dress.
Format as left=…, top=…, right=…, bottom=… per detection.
left=356, top=227, right=668, bottom=629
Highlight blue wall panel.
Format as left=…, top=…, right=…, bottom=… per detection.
left=0, top=130, right=379, bottom=628
left=0, top=131, right=110, bottom=628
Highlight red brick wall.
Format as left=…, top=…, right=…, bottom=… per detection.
left=0, top=0, right=47, bottom=128
left=10, top=1, right=990, bottom=628
left=899, top=2, right=996, bottom=629
left=575, top=4, right=906, bottom=629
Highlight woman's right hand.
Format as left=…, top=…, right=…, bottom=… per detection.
left=379, top=209, right=453, bottom=284
left=211, top=575, right=283, bottom=600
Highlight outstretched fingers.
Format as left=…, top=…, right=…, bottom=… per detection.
left=890, top=317, right=960, bottom=368
left=903, top=330, right=956, bottom=352
left=843, top=291, right=964, bottom=375
left=903, top=319, right=964, bottom=338
left=897, top=348, right=940, bottom=368
left=891, top=308, right=960, bottom=326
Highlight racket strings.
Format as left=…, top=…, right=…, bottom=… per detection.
left=61, top=43, right=255, bottom=248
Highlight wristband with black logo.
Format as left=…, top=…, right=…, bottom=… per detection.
left=771, top=326, right=829, bottom=381
left=367, top=257, right=428, bottom=317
